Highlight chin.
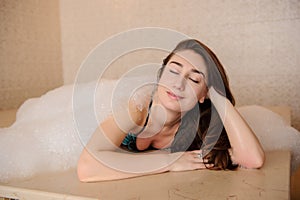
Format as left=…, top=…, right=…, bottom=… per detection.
left=162, top=100, right=196, bottom=113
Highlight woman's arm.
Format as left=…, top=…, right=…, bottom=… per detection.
left=77, top=102, right=211, bottom=182
left=78, top=148, right=171, bottom=182
left=77, top=115, right=169, bottom=182
left=77, top=117, right=210, bottom=182
left=78, top=147, right=212, bottom=182
left=209, top=88, right=265, bottom=169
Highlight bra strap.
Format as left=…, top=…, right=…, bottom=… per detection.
left=135, top=98, right=153, bottom=136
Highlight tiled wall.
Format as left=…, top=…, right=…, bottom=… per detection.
left=59, top=0, right=300, bottom=130
left=0, top=0, right=63, bottom=109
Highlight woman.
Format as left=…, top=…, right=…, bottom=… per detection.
left=77, top=39, right=265, bottom=182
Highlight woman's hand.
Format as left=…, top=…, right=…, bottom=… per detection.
left=168, top=150, right=214, bottom=172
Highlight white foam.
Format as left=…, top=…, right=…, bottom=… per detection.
left=0, top=80, right=117, bottom=182
left=0, top=76, right=155, bottom=182
left=238, top=105, right=300, bottom=172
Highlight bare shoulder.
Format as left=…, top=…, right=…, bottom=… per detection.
left=128, top=85, right=154, bottom=127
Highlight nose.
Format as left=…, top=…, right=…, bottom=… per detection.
left=174, top=75, right=186, bottom=91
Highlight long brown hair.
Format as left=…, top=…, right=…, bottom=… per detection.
left=158, top=39, right=238, bottom=170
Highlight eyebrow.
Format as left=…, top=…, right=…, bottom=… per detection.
left=169, top=61, right=206, bottom=78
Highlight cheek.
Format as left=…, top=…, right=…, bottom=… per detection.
left=157, top=85, right=164, bottom=96
left=181, top=85, right=199, bottom=108
left=188, top=84, right=207, bottom=101
left=157, top=85, right=169, bottom=102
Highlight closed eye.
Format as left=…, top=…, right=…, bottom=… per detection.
left=170, top=69, right=201, bottom=83
left=169, top=69, right=179, bottom=75
left=189, top=78, right=200, bottom=83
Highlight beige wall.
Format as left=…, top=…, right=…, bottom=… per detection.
left=0, top=0, right=63, bottom=109
left=59, top=0, right=300, bottom=130
left=1, top=1, right=299, bottom=130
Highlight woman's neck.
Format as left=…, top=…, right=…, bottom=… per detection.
left=151, top=93, right=183, bottom=129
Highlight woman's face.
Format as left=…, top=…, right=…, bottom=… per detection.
left=157, top=50, right=208, bottom=112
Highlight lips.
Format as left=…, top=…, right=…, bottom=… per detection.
left=166, top=91, right=184, bottom=100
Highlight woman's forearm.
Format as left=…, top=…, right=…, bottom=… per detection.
left=77, top=148, right=171, bottom=182
left=209, top=89, right=265, bottom=168
left=77, top=148, right=210, bottom=182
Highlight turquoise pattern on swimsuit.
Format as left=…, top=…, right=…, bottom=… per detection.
left=121, top=133, right=138, bottom=151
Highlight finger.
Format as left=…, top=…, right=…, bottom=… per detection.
left=191, top=150, right=202, bottom=154
left=191, top=150, right=203, bottom=159
left=203, top=163, right=214, bottom=168
left=192, top=157, right=209, bottom=163
left=193, top=162, right=214, bottom=169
